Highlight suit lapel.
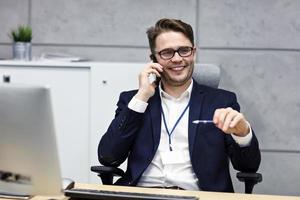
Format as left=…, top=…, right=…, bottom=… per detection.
left=188, top=82, right=205, bottom=156
left=149, top=89, right=162, bottom=153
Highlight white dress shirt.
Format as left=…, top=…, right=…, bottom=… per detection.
left=128, top=80, right=252, bottom=190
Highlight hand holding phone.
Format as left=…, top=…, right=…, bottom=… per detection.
left=135, top=58, right=163, bottom=102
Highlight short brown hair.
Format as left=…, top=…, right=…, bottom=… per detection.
left=146, top=18, right=194, bottom=56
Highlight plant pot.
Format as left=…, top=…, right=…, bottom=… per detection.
left=13, top=42, right=32, bottom=61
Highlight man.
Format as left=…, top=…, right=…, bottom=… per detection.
left=98, top=18, right=260, bottom=192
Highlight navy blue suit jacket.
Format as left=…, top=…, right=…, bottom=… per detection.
left=98, top=81, right=261, bottom=192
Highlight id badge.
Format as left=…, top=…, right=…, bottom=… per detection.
left=160, top=150, right=187, bottom=165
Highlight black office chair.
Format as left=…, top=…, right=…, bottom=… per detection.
left=91, top=64, right=262, bottom=194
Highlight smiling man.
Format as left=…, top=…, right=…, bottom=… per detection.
left=98, top=18, right=261, bottom=192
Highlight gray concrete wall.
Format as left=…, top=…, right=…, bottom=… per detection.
left=1, top=0, right=299, bottom=196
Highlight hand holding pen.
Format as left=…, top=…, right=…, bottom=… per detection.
left=193, top=107, right=250, bottom=137
left=214, top=107, right=250, bottom=137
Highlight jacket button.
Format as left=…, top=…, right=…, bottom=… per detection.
left=121, top=117, right=126, bottom=122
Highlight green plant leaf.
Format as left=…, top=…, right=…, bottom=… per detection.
left=9, top=25, right=32, bottom=42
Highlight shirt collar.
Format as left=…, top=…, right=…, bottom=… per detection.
left=159, top=79, right=193, bottom=102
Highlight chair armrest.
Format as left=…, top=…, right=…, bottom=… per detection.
left=90, top=166, right=124, bottom=185
left=236, top=172, right=262, bottom=194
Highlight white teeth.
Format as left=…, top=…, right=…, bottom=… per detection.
left=171, top=66, right=184, bottom=71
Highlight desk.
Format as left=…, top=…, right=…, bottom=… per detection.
left=2, top=183, right=299, bottom=200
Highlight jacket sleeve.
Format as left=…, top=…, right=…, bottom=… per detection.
left=225, top=93, right=261, bottom=172
left=98, top=91, right=144, bottom=167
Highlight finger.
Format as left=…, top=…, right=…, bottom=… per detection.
left=222, top=109, right=237, bottom=132
left=150, top=63, right=164, bottom=73
left=146, top=64, right=163, bottom=76
left=141, top=66, right=160, bottom=78
left=218, top=108, right=232, bottom=125
left=213, top=108, right=227, bottom=130
left=213, top=109, right=222, bottom=124
left=229, top=113, right=244, bottom=128
left=146, top=68, right=161, bottom=78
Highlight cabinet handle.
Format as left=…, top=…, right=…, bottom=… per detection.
left=3, top=75, right=10, bottom=83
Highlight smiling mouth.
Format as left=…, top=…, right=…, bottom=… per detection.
left=169, top=66, right=185, bottom=71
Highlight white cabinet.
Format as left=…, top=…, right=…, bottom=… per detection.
left=0, top=62, right=90, bottom=183
left=0, top=61, right=144, bottom=184
left=89, top=63, right=142, bottom=183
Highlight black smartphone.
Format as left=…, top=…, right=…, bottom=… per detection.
left=149, top=54, right=161, bottom=85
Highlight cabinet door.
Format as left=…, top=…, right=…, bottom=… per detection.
left=90, top=63, right=142, bottom=183
left=0, top=66, right=90, bottom=183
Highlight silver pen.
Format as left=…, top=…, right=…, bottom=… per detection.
left=192, top=120, right=214, bottom=124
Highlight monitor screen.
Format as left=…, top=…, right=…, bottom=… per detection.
left=0, top=84, right=62, bottom=196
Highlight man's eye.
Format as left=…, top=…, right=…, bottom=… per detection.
left=179, top=48, right=191, bottom=53
left=161, top=49, right=173, bottom=55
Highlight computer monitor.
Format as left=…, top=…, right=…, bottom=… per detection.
left=0, top=84, right=62, bottom=196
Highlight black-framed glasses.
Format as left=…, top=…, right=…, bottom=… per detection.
left=155, top=46, right=194, bottom=60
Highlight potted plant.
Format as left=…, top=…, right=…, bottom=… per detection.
left=9, top=25, right=32, bottom=61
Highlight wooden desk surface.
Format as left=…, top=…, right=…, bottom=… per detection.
left=2, top=183, right=300, bottom=200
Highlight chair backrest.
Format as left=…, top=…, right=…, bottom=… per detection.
left=192, top=64, right=220, bottom=88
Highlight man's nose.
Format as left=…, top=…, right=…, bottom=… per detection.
left=171, top=52, right=183, bottom=62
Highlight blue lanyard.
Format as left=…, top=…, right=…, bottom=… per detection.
left=161, top=101, right=190, bottom=151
